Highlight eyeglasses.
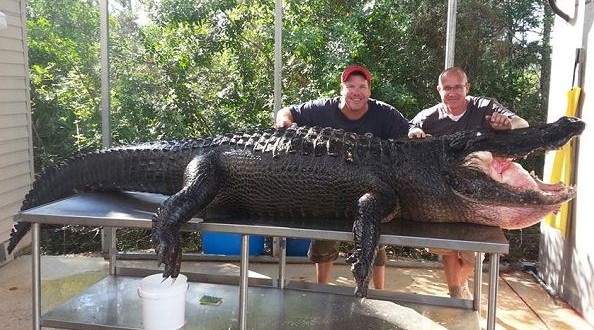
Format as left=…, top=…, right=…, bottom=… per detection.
left=439, top=84, right=467, bottom=93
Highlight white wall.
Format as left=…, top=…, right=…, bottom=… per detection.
left=0, top=0, right=33, bottom=265
left=541, top=0, right=594, bottom=326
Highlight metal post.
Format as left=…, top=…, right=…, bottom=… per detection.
left=278, top=237, right=287, bottom=288
left=239, top=234, right=250, bottom=330
left=444, top=0, right=458, bottom=68
left=487, top=253, right=500, bottom=330
left=109, top=228, right=117, bottom=275
left=32, top=223, right=41, bottom=330
left=273, top=0, right=283, bottom=116
left=473, top=252, right=483, bottom=311
left=100, top=1, right=110, bottom=147
left=100, top=0, right=113, bottom=255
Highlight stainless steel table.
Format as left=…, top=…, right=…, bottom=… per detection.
left=16, top=191, right=509, bottom=330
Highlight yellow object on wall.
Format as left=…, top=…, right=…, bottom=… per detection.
left=544, top=86, right=581, bottom=237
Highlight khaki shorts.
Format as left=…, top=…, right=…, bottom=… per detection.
left=308, top=240, right=387, bottom=266
left=428, top=248, right=482, bottom=265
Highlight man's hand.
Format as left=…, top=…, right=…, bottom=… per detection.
left=274, top=108, right=295, bottom=128
left=274, top=118, right=293, bottom=128
left=486, top=112, right=512, bottom=130
left=408, top=127, right=431, bottom=139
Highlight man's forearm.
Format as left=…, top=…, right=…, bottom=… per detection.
left=510, top=116, right=529, bottom=129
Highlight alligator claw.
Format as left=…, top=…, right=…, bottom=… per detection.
left=351, top=262, right=371, bottom=297
left=354, top=284, right=368, bottom=298
left=345, top=250, right=359, bottom=264
left=153, top=228, right=182, bottom=279
left=347, top=249, right=371, bottom=297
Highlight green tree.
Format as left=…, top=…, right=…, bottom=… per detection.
left=27, top=0, right=553, bottom=171
left=28, top=0, right=553, bottom=258
left=28, top=0, right=102, bottom=169
left=29, top=0, right=553, bottom=152
left=109, top=0, right=277, bottom=143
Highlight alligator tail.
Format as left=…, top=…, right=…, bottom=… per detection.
left=7, top=140, right=202, bottom=254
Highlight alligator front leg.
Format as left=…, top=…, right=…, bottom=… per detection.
left=347, top=187, right=399, bottom=297
left=152, top=151, right=222, bottom=278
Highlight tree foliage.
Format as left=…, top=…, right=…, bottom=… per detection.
left=27, top=0, right=554, bottom=259
left=27, top=0, right=553, bottom=169
left=28, top=0, right=102, bottom=167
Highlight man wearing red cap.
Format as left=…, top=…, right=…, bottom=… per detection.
left=275, top=64, right=409, bottom=289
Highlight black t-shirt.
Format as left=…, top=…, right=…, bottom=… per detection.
left=287, top=97, right=409, bottom=139
left=409, top=96, right=517, bottom=136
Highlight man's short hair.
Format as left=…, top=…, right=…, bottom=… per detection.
left=438, top=67, right=468, bottom=85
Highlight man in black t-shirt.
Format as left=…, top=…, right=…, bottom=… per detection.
left=409, top=67, right=529, bottom=299
left=275, top=64, right=409, bottom=290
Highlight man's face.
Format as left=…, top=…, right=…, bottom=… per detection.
left=437, top=72, right=469, bottom=110
left=340, top=74, right=371, bottom=113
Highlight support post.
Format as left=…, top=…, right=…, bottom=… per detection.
left=487, top=253, right=500, bottom=330
left=445, top=0, right=458, bottom=68
left=273, top=0, right=283, bottom=116
left=278, top=237, right=287, bottom=288
left=473, top=252, right=483, bottom=311
left=239, top=234, right=250, bottom=330
left=32, top=223, right=41, bottom=330
left=100, top=0, right=113, bottom=255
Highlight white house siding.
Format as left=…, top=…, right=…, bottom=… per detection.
left=0, top=0, right=33, bottom=265
left=541, top=0, right=594, bottom=326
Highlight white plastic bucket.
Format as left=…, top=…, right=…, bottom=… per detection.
left=138, top=273, right=188, bottom=330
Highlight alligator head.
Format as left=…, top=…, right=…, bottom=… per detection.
left=436, top=116, right=585, bottom=229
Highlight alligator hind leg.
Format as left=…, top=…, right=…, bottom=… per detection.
left=347, top=187, right=399, bottom=297
left=152, top=151, right=222, bottom=278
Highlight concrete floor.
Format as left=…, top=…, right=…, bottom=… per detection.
left=1, top=255, right=592, bottom=330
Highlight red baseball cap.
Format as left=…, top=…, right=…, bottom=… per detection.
left=341, top=65, right=372, bottom=85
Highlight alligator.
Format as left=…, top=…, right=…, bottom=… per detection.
left=8, top=116, right=585, bottom=297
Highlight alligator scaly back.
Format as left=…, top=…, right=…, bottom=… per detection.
left=8, top=118, right=585, bottom=297
left=8, top=127, right=393, bottom=253
left=8, top=140, right=201, bottom=253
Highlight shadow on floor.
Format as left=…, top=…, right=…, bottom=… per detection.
left=1, top=255, right=592, bottom=330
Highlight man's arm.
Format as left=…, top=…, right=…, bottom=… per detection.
left=483, top=97, right=529, bottom=130
left=407, top=109, right=431, bottom=139
left=408, top=127, right=430, bottom=139
left=274, top=107, right=295, bottom=128
left=487, top=112, right=529, bottom=130
left=510, top=115, right=529, bottom=129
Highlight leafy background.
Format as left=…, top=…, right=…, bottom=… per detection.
left=28, top=0, right=552, bottom=263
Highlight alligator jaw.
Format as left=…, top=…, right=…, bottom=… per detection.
left=453, top=116, right=585, bottom=160
left=445, top=118, right=581, bottom=229
left=444, top=116, right=583, bottom=206
left=448, top=157, right=576, bottom=229
left=450, top=146, right=577, bottom=205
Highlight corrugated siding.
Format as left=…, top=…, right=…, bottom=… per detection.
left=0, top=0, right=33, bottom=256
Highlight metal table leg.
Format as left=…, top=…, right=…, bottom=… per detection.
left=278, top=237, right=286, bottom=289
left=32, top=222, right=41, bottom=330
left=109, top=227, right=117, bottom=275
left=239, top=234, right=249, bottom=330
left=487, top=253, right=500, bottom=330
left=473, top=252, right=483, bottom=311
